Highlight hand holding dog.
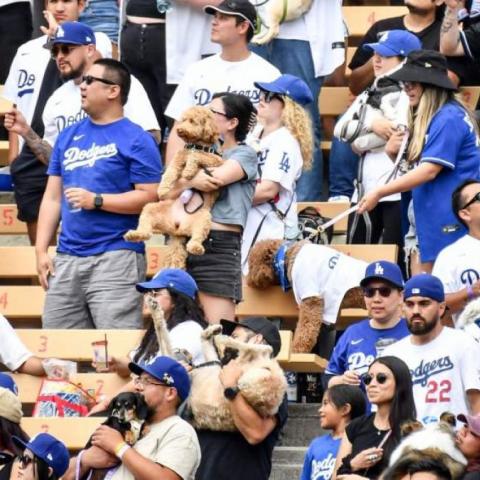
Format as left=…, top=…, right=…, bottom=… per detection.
left=219, top=360, right=243, bottom=389
left=371, top=119, right=396, bottom=141
left=190, top=169, right=223, bottom=192
left=91, top=425, right=125, bottom=454
left=81, top=446, right=118, bottom=470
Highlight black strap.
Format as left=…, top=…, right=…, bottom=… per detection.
left=183, top=189, right=205, bottom=214
left=193, top=360, right=222, bottom=370
left=184, top=143, right=218, bottom=155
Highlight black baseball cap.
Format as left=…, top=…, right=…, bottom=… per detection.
left=204, top=0, right=257, bottom=31
left=220, top=317, right=281, bottom=356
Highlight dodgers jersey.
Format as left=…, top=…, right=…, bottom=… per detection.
left=382, top=327, right=480, bottom=424
left=48, top=117, right=162, bottom=256
left=413, top=102, right=480, bottom=263
left=300, top=434, right=341, bottom=480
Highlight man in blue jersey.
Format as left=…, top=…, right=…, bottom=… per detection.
left=325, top=261, right=409, bottom=390
left=35, top=58, right=162, bottom=329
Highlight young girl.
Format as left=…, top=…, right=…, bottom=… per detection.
left=300, top=385, right=367, bottom=480
left=241, top=74, right=314, bottom=274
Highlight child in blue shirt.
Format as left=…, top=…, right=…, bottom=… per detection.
left=300, top=384, right=367, bottom=480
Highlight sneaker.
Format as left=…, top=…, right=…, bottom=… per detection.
left=328, top=195, right=350, bottom=202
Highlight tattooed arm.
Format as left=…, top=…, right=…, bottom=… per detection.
left=4, top=107, right=52, bottom=165
left=440, top=2, right=466, bottom=56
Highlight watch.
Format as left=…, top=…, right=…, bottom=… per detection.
left=223, top=386, right=240, bottom=400
left=94, top=194, right=103, bottom=209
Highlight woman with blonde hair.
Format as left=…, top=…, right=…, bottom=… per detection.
left=241, top=74, right=314, bottom=273
left=358, top=50, right=480, bottom=273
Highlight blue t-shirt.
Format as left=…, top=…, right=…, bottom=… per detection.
left=300, top=434, right=341, bottom=480
left=413, top=102, right=480, bottom=263
left=326, top=318, right=409, bottom=377
left=48, top=117, right=162, bottom=256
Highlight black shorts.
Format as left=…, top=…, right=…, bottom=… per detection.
left=187, top=230, right=242, bottom=302
left=12, top=175, right=48, bottom=222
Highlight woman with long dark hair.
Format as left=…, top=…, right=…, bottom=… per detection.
left=333, top=356, right=417, bottom=480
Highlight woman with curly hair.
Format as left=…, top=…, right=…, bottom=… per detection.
left=241, top=74, right=314, bottom=273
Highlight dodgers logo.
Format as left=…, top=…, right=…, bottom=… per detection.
left=347, top=351, right=375, bottom=374
left=461, top=269, right=480, bottom=286
left=410, top=356, right=454, bottom=387
left=328, top=253, right=340, bottom=269
left=311, top=453, right=337, bottom=480
left=193, top=85, right=260, bottom=106
left=55, top=109, right=88, bottom=133
left=17, top=69, right=35, bottom=97
left=374, top=262, right=384, bottom=275
left=63, top=142, right=118, bottom=171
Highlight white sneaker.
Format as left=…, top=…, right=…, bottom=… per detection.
left=328, top=195, right=350, bottom=202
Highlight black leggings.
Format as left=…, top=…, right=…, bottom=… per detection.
left=347, top=200, right=405, bottom=275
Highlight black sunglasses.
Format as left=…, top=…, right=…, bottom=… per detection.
left=461, top=191, right=480, bottom=210
left=363, top=286, right=394, bottom=298
left=260, top=90, right=285, bottom=104
left=82, top=75, right=117, bottom=86
left=209, top=108, right=229, bottom=118
left=363, top=372, right=389, bottom=386
left=17, top=454, right=34, bottom=468
left=51, top=44, right=78, bottom=58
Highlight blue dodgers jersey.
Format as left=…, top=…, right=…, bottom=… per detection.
left=300, top=434, right=341, bottom=480
left=326, top=318, right=409, bottom=377
left=413, top=102, right=480, bottom=263
left=48, top=117, right=162, bottom=256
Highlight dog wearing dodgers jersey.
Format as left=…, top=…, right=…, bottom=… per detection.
left=247, top=239, right=367, bottom=353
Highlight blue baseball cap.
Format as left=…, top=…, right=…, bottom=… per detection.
left=363, top=29, right=422, bottom=58
left=136, top=268, right=198, bottom=300
left=129, top=356, right=190, bottom=402
left=254, top=74, right=313, bottom=106
left=404, top=274, right=445, bottom=303
left=51, top=21, right=96, bottom=46
left=12, top=433, right=69, bottom=477
left=0, top=373, right=18, bottom=395
left=360, top=261, right=404, bottom=289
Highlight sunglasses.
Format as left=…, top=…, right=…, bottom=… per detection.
left=259, top=91, right=284, bottom=104
left=17, top=454, right=34, bottom=468
left=209, top=108, right=229, bottom=118
left=51, top=44, right=78, bottom=58
left=363, top=372, right=389, bottom=386
left=81, top=75, right=117, bottom=86
left=461, top=191, right=480, bottom=210
left=363, top=286, right=394, bottom=298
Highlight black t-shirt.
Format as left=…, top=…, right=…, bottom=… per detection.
left=462, top=23, right=480, bottom=60
left=349, top=16, right=480, bottom=86
left=0, top=459, right=14, bottom=480
left=194, top=396, right=289, bottom=480
left=337, top=414, right=392, bottom=480
left=125, top=0, right=164, bottom=18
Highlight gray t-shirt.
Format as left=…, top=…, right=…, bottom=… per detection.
left=211, top=144, right=257, bottom=228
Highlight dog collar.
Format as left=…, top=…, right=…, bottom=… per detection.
left=273, top=242, right=292, bottom=292
left=184, top=143, right=218, bottom=154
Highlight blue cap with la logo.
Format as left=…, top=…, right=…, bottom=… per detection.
left=360, top=260, right=404, bottom=289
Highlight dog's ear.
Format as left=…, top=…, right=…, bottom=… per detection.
left=246, top=240, right=282, bottom=288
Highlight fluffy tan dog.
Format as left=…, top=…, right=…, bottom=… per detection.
left=247, top=239, right=367, bottom=354
left=188, top=325, right=287, bottom=432
left=252, top=0, right=313, bottom=45
left=124, top=106, right=223, bottom=269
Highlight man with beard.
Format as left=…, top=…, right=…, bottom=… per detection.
left=348, top=0, right=479, bottom=95
left=63, top=356, right=201, bottom=480
left=5, top=22, right=159, bottom=169
left=382, top=274, right=480, bottom=425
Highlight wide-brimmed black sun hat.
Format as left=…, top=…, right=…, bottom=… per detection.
left=389, top=49, right=457, bottom=91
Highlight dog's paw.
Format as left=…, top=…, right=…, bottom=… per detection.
left=124, top=230, right=151, bottom=242
left=201, top=324, right=222, bottom=340
left=186, top=240, right=205, bottom=255
left=157, top=186, right=169, bottom=199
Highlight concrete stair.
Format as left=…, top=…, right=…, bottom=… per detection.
left=270, top=403, right=327, bottom=479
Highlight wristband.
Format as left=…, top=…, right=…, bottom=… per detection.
left=114, top=442, right=130, bottom=460
left=467, top=285, right=476, bottom=300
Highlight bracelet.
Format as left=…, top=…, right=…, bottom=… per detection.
left=114, top=442, right=130, bottom=460
left=467, top=285, right=476, bottom=300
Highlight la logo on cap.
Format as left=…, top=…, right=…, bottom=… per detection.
left=47, top=454, right=53, bottom=461
left=163, top=373, right=174, bottom=385
left=56, top=26, right=65, bottom=38
left=380, top=31, right=389, bottom=42
left=412, top=288, right=420, bottom=294
left=374, top=263, right=384, bottom=275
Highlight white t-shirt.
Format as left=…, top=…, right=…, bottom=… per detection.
left=291, top=244, right=367, bottom=325
left=0, top=314, right=33, bottom=371
left=164, top=52, right=280, bottom=120
left=0, top=0, right=29, bottom=8
left=433, top=234, right=480, bottom=324
left=241, top=126, right=302, bottom=274
left=256, top=0, right=345, bottom=77
left=42, top=75, right=159, bottom=146
left=382, top=327, right=480, bottom=424
left=3, top=32, right=112, bottom=126
left=110, top=415, right=201, bottom=480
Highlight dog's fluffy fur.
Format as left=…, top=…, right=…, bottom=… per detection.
left=124, top=106, right=223, bottom=269
left=389, top=422, right=467, bottom=479
left=253, top=0, right=313, bottom=45
left=188, top=325, right=287, bottom=432
left=247, top=239, right=365, bottom=353
left=457, top=296, right=480, bottom=343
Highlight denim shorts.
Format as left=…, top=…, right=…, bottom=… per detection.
left=186, top=230, right=242, bottom=302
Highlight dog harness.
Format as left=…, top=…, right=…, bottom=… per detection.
left=273, top=241, right=293, bottom=292
left=184, top=143, right=219, bottom=154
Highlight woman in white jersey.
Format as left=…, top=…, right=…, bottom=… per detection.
left=241, top=74, right=314, bottom=274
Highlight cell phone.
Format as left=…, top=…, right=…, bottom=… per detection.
left=377, top=430, right=392, bottom=449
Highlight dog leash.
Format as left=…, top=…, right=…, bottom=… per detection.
left=305, top=204, right=360, bottom=241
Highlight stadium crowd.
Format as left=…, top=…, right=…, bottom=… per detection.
left=0, top=0, right=480, bottom=479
